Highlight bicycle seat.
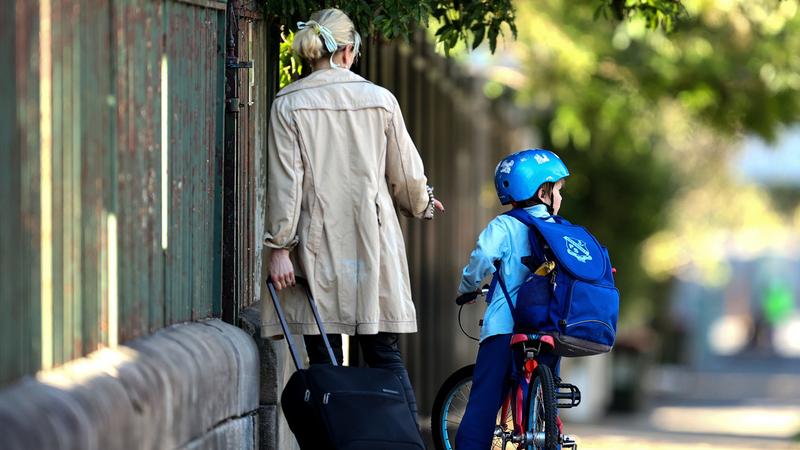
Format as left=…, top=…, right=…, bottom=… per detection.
left=510, top=333, right=555, bottom=349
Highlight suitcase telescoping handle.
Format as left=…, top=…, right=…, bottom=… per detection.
left=266, top=276, right=339, bottom=370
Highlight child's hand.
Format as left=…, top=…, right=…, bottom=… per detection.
left=455, top=290, right=479, bottom=305
left=455, top=284, right=489, bottom=305
left=433, top=198, right=445, bottom=212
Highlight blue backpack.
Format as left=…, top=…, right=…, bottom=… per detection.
left=495, top=208, right=619, bottom=357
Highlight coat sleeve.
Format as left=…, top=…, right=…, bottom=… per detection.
left=385, top=97, right=430, bottom=218
left=458, top=218, right=511, bottom=294
left=264, top=99, right=303, bottom=250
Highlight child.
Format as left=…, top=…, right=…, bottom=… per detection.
left=455, top=148, right=569, bottom=450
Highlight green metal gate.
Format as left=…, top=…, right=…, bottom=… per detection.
left=1, top=0, right=228, bottom=387
left=2, top=3, right=522, bottom=416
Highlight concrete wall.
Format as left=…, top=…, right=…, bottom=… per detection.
left=239, top=304, right=301, bottom=450
left=0, top=319, right=259, bottom=450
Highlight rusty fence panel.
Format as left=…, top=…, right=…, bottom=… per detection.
left=1, top=0, right=227, bottom=387
left=3, top=0, right=517, bottom=409
left=1, top=0, right=42, bottom=387
left=163, top=0, right=225, bottom=325
left=248, top=16, right=279, bottom=311
left=236, top=12, right=279, bottom=312
left=79, top=0, right=112, bottom=357
left=113, top=0, right=163, bottom=345
left=234, top=12, right=258, bottom=316
left=221, top=6, right=279, bottom=321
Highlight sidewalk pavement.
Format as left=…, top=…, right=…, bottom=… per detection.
left=566, top=408, right=800, bottom=450
left=420, top=363, right=800, bottom=450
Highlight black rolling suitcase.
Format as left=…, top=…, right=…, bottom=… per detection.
left=268, top=278, right=425, bottom=450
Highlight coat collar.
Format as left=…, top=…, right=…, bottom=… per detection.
left=524, top=204, right=551, bottom=219
left=275, top=68, right=372, bottom=97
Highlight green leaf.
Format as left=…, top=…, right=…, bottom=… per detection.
left=488, top=25, right=499, bottom=53
left=435, top=23, right=453, bottom=37
left=472, top=24, right=486, bottom=50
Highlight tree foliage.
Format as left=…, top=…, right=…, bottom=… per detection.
left=489, top=0, right=800, bottom=320
left=262, top=0, right=688, bottom=54
left=595, top=0, right=688, bottom=31
left=278, top=31, right=304, bottom=89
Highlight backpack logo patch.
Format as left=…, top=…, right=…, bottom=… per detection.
left=564, top=236, right=592, bottom=263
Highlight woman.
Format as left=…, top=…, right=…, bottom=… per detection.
left=262, top=8, right=444, bottom=423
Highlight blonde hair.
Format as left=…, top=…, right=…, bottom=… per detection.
left=293, top=8, right=361, bottom=62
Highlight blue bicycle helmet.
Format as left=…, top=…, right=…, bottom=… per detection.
left=494, top=149, right=569, bottom=205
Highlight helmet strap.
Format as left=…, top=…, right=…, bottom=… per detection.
left=536, top=185, right=555, bottom=215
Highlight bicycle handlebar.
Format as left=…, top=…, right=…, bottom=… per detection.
left=455, top=292, right=478, bottom=305
left=455, top=285, right=490, bottom=305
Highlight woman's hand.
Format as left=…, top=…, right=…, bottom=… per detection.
left=269, top=248, right=295, bottom=291
left=423, top=188, right=446, bottom=220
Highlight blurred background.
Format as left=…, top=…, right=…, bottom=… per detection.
left=2, top=0, right=799, bottom=449
left=407, top=1, right=800, bottom=448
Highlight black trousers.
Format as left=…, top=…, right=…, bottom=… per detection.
left=303, top=332, right=419, bottom=426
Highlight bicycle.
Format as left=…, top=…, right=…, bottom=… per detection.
left=431, top=288, right=582, bottom=450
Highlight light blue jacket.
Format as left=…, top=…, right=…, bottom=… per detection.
left=458, top=205, right=551, bottom=342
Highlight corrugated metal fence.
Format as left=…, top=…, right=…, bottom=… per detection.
left=1, top=0, right=41, bottom=386
left=1, top=0, right=227, bottom=386
left=222, top=7, right=279, bottom=324
left=2, top=2, right=527, bottom=415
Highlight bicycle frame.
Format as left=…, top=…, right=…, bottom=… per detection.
left=437, top=290, right=581, bottom=450
left=496, top=333, right=556, bottom=448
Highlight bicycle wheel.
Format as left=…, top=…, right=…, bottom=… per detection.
left=526, top=363, right=558, bottom=450
left=431, top=365, right=519, bottom=450
left=431, top=365, right=474, bottom=450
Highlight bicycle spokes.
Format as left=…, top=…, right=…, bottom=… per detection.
left=433, top=354, right=576, bottom=450
left=441, top=380, right=471, bottom=448
left=492, top=401, right=515, bottom=450
left=528, top=380, right=547, bottom=449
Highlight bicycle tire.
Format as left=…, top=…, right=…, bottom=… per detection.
left=526, top=363, right=558, bottom=450
left=432, top=364, right=521, bottom=450
left=431, top=365, right=475, bottom=450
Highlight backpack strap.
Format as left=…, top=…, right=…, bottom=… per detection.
left=504, top=207, right=571, bottom=227
left=503, top=208, right=549, bottom=266
left=503, top=207, right=539, bottom=226
left=504, top=208, right=571, bottom=227
left=495, top=208, right=564, bottom=327
left=507, top=208, right=608, bottom=282
left=492, top=264, right=520, bottom=326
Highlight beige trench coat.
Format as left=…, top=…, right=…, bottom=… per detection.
left=261, top=68, right=430, bottom=338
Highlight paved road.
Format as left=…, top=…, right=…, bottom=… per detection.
left=422, top=366, right=800, bottom=449
left=563, top=364, right=800, bottom=449
left=567, top=408, right=800, bottom=450
left=423, top=415, right=799, bottom=450
left=422, top=391, right=800, bottom=448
